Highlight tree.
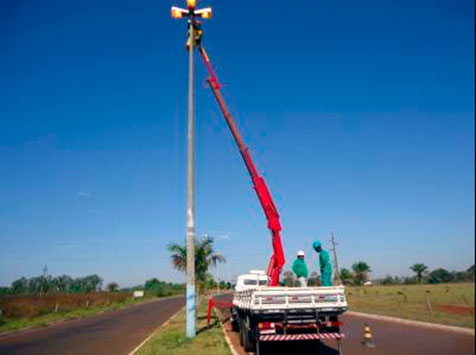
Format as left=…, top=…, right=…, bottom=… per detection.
left=107, top=282, right=119, bottom=292
left=168, top=235, right=226, bottom=287
left=144, top=278, right=182, bottom=297
left=0, top=287, right=10, bottom=296
left=340, top=268, right=354, bottom=285
left=428, top=268, right=453, bottom=284
left=352, top=261, right=371, bottom=285
left=69, top=275, right=102, bottom=293
left=85, top=274, right=103, bottom=292
left=409, top=263, right=428, bottom=283
left=467, top=265, right=475, bottom=281
left=11, top=277, right=28, bottom=295
left=53, top=275, right=73, bottom=293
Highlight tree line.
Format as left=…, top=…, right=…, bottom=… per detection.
left=0, top=273, right=103, bottom=296
left=376, top=264, right=475, bottom=285
left=281, top=261, right=474, bottom=287
left=339, top=263, right=474, bottom=286
left=0, top=271, right=185, bottom=297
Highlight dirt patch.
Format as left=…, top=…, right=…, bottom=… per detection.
left=436, top=304, right=475, bottom=316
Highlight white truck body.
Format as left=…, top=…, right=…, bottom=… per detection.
left=231, top=271, right=347, bottom=353
left=233, top=285, right=347, bottom=313
left=233, top=270, right=347, bottom=313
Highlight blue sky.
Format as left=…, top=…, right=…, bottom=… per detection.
left=0, top=0, right=474, bottom=287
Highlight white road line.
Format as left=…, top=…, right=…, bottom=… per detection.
left=128, top=306, right=185, bottom=355
left=346, top=311, right=475, bottom=336
left=214, top=308, right=240, bottom=355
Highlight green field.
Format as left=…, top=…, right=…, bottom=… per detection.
left=346, top=283, right=475, bottom=328
left=136, top=300, right=231, bottom=355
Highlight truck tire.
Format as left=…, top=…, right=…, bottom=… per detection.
left=242, top=324, right=250, bottom=351
left=238, top=315, right=244, bottom=346
left=231, top=308, right=239, bottom=332
left=242, top=315, right=255, bottom=353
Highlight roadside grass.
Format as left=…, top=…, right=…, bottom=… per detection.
left=346, top=283, right=475, bottom=328
left=136, top=299, right=231, bottom=355
left=0, top=296, right=170, bottom=334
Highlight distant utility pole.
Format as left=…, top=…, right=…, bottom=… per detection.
left=170, top=0, right=213, bottom=339
left=329, top=232, right=342, bottom=285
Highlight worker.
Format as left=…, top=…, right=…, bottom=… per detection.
left=312, top=241, right=333, bottom=286
left=292, top=250, right=308, bottom=287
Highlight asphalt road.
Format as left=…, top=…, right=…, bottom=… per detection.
left=216, top=294, right=475, bottom=355
left=0, top=296, right=184, bottom=355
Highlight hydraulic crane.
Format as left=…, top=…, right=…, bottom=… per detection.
left=197, top=45, right=285, bottom=286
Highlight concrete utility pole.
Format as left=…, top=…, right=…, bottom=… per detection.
left=185, top=15, right=196, bottom=338
left=329, top=232, right=342, bottom=285
left=171, top=0, right=213, bottom=339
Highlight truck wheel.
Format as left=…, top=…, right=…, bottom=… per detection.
left=232, top=318, right=239, bottom=332
left=255, top=330, right=261, bottom=355
left=238, top=316, right=244, bottom=346
left=231, top=309, right=239, bottom=332
left=242, top=325, right=250, bottom=351
left=242, top=316, right=255, bottom=353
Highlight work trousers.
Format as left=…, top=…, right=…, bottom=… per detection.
left=321, top=272, right=333, bottom=286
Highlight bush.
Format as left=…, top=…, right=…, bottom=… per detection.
left=428, top=269, right=453, bottom=284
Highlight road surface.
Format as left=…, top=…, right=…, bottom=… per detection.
left=216, top=294, right=475, bottom=355
left=0, top=296, right=184, bottom=355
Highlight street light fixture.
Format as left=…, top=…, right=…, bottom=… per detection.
left=170, top=0, right=213, bottom=339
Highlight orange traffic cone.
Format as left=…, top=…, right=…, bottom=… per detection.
left=362, top=323, right=376, bottom=348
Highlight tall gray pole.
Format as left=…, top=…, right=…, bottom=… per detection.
left=185, top=17, right=196, bottom=338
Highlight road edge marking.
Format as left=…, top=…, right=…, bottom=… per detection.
left=346, top=311, right=475, bottom=336
left=128, top=306, right=185, bottom=355
left=215, top=308, right=239, bottom=355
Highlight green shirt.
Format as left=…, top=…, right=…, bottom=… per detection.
left=319, top=249, right=333, bottom=274
left=292, top=258, right=309, bottom=278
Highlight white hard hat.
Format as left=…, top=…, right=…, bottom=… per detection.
left=297, top=250, right=305, bottom=257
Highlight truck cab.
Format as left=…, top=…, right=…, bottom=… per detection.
left=234, top=270, right=269, bottom=292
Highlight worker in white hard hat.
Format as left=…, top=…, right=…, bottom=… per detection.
left=292, top=250, right=308, bottom=287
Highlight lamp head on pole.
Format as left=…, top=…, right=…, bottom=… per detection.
left=171, top=1, right=212, bottom=20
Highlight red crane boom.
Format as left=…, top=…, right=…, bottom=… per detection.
left=198, top=46, right=285, bottom=286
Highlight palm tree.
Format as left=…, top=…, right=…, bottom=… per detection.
left=409, top=263, right=428, bottom=283
left=352, top=261, right=371, bottom=285
left=168, top=235, right=226, bottom=293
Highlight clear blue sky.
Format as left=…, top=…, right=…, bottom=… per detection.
left=0, top=0, right=474, bottom=287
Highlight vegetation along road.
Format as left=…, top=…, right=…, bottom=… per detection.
left=0, top=296, right=184, bottom=355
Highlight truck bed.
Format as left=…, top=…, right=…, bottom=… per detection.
left=233, top=285, right=348, bottom=314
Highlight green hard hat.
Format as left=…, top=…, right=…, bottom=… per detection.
left=312, top=240, right=322, bottom=250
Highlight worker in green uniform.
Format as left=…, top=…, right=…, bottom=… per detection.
left=312, top=241, right=333, bottom=286
left=292, top=250, right=308, bottom=287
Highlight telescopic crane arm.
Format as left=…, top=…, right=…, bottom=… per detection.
left=198, top=45, right=285, bottom=286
